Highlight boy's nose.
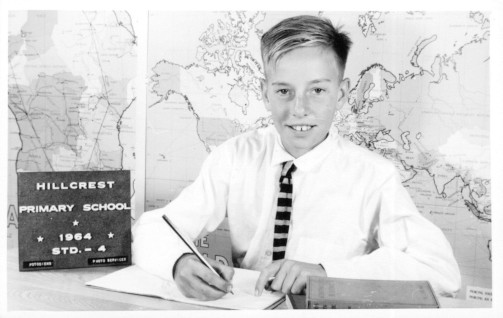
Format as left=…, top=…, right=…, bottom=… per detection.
left=293, top=94, right=308, bottom=116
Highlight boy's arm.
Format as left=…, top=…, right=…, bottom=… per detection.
left=319, top=171, right=461, bottom=297
left=132, top=145, right=232, bottom=284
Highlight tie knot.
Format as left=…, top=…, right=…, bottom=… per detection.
left=281, top=161, right=297, bottom=177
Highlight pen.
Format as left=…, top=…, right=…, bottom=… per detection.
left=162, top=214, right=234, bottom=295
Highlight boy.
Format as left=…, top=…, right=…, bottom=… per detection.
left=132, top=15, right=461, bottom=301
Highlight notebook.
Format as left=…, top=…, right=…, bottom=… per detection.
left=86, top=265, right=284, bottom=310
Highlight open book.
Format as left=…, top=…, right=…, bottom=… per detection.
left=86, top=265, right=284, bottom=310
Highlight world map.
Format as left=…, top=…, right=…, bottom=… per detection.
left=7, top=10, right=491, bottom=302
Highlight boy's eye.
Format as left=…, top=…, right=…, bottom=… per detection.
left=276, top=89, right=289, bottom=95
left=312, top=88, right=325, bottom=94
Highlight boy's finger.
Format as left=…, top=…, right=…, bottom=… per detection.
left=255, top=261, right=282, bottom=296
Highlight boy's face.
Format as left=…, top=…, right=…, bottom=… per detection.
left=262, top=46, right=349, bottom=158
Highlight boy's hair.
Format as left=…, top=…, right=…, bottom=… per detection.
left=261, top=15, right=352, bottom=75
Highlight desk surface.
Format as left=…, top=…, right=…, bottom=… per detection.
left=6, top=248, right=490, bottom=311
left=7, top=248, right=226, bottom=310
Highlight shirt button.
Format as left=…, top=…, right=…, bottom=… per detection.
left=266, top=250, right=272, bottom=256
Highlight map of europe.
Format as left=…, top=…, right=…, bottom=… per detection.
left=7, top=10, right=491, bottom=302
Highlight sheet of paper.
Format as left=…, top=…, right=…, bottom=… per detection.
left=86, top=265, right=284, bottom=310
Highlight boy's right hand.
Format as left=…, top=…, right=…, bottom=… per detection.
left=173, top=254, right=234, bottom=301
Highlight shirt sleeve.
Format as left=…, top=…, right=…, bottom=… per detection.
left=131, top=144, right=232, bottom=282
left=320, top=170, right=462, bottom=297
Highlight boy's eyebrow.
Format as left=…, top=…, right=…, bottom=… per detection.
left=309, top=79, right=332, bottom=84
left=271, top=79, right=332, bottom=86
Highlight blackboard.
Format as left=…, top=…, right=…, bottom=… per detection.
left=17, top=170, right=132, bottom=271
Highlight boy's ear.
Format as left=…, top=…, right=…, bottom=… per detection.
left=336, top=78, right=350, bottom=110
left=260, top=78, right=271, bottom=111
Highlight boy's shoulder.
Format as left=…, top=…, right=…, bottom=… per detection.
left=206, top=126, right=276, bottom=166
left=336, top=135, right=398, bottom=174
left=218, top=126, right=276, bottom=152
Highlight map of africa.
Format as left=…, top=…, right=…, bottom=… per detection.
left=7, top=10, right=491, bottom=302
left=145, top=11, right=491, bottom=301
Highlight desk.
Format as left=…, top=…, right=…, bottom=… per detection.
left=6, top=248, right=225, bottom=310
left=7, top=248, right=490, bottom=310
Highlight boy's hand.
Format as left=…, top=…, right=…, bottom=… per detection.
left=254, top=259, right=327, bottom=296
left=173, top=254, right=234, bottom=301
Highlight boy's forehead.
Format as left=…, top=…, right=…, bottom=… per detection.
left=263, top=46, right=343, bottom=80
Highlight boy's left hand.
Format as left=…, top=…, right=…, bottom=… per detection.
left=254, top=259, right=327, bottom=296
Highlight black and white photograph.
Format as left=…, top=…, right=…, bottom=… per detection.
left=2, top=1, right=502, bottom=317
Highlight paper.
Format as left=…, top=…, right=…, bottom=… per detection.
left=86, top=265, right=284, bottom=310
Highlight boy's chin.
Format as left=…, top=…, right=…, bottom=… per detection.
left=283, top=140, right=320, bottom=157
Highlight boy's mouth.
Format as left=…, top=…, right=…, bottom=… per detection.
left=288, top=125, right=315, bottom=132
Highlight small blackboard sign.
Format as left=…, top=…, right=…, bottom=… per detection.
left=17, top=170, right=132, bottom=271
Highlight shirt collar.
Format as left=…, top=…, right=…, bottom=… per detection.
left=271, top=126, right=338, bottom=172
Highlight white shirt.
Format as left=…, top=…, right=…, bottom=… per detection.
left=132, top=126, right=461, bottom=296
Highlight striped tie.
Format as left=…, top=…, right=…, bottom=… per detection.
left=273, top=161, right=297, bottom=261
